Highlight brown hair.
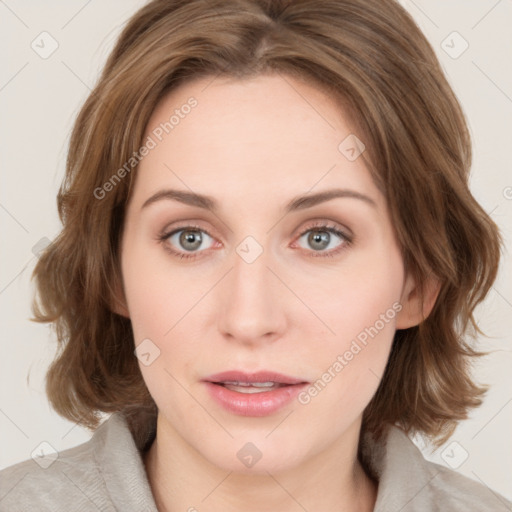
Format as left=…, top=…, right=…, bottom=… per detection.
left=31, top=0, right=502, bottom=448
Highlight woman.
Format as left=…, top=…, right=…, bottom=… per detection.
left=1, top=0, right=510, bottom=510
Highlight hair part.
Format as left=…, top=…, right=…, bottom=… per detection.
left=31, top=0, right=502, bottom=449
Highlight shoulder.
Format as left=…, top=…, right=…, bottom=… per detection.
left=0, top=423, right=113, bottom=512
left=363, top=425, right=512, bottom=512
left=422, top=457, right=512, bottom=510
left=0, top=413, right=157, bottom=512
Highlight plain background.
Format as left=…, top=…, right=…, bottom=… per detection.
left=1, top=0, right=511, bottom=503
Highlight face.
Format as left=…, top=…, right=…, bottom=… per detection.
left=119, top=73, right=417, bottom=474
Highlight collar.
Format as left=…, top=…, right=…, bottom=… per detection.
left=93, top=413, right=159, bottom=511
left=360, top=425, right=438, bottom=510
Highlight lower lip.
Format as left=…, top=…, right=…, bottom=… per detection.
left=203, top=382, right=308, bottom=417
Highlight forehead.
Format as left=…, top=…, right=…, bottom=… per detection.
left=130, top=73, right=383, bottom=212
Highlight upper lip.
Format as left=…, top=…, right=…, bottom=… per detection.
left=203, top=370, right=308, bottom=385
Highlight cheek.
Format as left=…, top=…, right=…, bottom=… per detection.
left=295, top=242, right=403, bottom=404
left=121, top=237, right=199, bottom=342
left=301, top=240, right=404, bottom=347
left=121, top=241, right=208, bottom=401
left=294, top=298, right=399, bottom=438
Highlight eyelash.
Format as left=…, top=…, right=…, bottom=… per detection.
left=157, top=221, right=353, bottom=260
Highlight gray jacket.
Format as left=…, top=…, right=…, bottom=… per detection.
left=0, top=412, right=510, bottom=511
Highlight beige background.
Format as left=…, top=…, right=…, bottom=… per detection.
left=1, top=0, right=511, bottom=503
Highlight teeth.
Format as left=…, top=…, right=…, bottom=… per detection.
left=224, top=384, right=279, bottom=393
left=220, top=381, right=284, bottom=393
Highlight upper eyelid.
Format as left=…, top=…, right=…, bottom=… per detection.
left=162, top=221, right=350, bottom=246
left=162, top=219, right=347, bottom=234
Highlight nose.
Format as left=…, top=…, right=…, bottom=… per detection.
left=216, top=242, right=287, bottom=346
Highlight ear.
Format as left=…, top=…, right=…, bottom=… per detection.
left=395, top=271, right=441, bottom=330
left=109, top=273, right=130, bottom=319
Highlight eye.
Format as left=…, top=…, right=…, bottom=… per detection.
left=294, top=221, right=352, bottom=257
left=159, top=225, right=216, bottom=259
left=158, top=221, right=352, bottom=260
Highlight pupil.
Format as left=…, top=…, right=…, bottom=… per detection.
left=309, top=231, right=329, bottom=250
left=181, top=230, right=202, bottom=250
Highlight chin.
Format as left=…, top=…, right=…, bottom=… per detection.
left=194, top=435, right=311, bottom=476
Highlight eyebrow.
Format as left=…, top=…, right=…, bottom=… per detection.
left=141, top=187, right=377, bottom=212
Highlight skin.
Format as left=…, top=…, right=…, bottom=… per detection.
left=115, top=73, right=439, bottom=512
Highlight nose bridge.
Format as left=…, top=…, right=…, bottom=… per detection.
left=216, top=236, right=285, bottom=343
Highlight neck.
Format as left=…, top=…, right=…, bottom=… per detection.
left=143, top=414, right=377, bottom=512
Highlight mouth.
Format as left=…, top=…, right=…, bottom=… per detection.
left=202, top=370, right=309, bottom=415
